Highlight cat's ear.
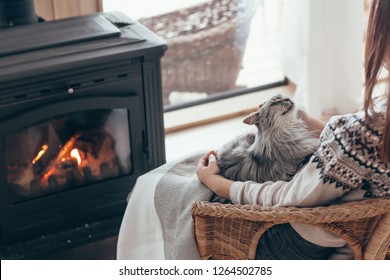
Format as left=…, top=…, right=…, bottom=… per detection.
left=243, top=111, right=259, bottom=125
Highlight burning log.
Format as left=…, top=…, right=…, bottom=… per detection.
left=83, top=166, right=95, bottom=183
left=38, top=128, right=120, bottom=189
left=7, top=128, right=120, bottom=196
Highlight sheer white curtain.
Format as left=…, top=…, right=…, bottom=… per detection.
left=281, top=0, right=365, bottom=118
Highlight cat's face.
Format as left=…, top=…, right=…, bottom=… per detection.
left=243, top=94, right=297, bottom=129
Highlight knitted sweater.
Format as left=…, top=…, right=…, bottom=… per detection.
left=229, top=100, right=390, bottom=259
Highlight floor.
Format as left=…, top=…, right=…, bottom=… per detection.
left=32, top=235, right=118, bottom=260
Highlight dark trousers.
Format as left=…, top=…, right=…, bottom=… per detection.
left=255, top=223, right=335, bottom=260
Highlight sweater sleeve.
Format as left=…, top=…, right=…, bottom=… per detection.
left=230, top=156, right=347, bottom=207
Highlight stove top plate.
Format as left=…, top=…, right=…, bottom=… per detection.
left=0, top=14, right=128, bottom=57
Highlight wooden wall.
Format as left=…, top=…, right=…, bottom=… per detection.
left=34, top=0, right=103, bottom=21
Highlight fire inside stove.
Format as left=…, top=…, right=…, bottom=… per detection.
left=4, top=109, right=132, bottom=200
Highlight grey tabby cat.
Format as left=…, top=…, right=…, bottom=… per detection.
left=216, top=94, right=319, bottom=183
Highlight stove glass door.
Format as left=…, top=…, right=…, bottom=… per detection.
left=4, top=109, right=132, bottom=199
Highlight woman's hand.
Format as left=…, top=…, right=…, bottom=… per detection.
left=196, top=150, right=219, bottom=183
left=297, top=108, right=326, bottom=137
left=196, top=151, right=234, bottom=200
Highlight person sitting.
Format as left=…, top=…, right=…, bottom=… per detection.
left=196, top=0, right=390, bottom=260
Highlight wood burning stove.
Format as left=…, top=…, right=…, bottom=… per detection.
left=0, top=11, right=167, bottom=259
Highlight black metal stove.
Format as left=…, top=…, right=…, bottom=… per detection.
left=0, top=10, right=167, bottom=259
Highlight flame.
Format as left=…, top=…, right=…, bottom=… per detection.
left=70, top=149, right=82, bottom=165
left=32, top=145, right=48, bottom=164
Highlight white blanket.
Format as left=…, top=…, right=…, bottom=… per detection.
left=116, top=151, right=213, bottom=260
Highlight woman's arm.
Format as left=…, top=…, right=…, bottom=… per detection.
left=196, top=151, right=349, bottom=207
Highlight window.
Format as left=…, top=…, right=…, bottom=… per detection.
left=103, top=0, right=286, bottom=111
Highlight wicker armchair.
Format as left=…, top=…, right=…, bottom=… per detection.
left=139, top=0, right=257, bottom=105
left=191, top=197, right=390, bottom=260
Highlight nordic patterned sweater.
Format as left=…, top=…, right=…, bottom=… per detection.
left=229, top=99, right=390, bottom=259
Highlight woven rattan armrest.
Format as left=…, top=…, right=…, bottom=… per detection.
left=191, top=197, right=390, bottom=260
